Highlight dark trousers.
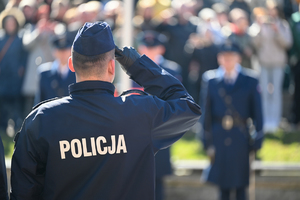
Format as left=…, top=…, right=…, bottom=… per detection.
left=292, top=61, right=300, bottom=124
left=219, top=187, right=246, bottom=200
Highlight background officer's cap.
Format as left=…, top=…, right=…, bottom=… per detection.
left=138, top=31, right=167, bottom=47
left=52, top=24, right=75, bottom=50
left=219, top=40, right=241, bottom=54
left=73, top=21, right=115, bottom=56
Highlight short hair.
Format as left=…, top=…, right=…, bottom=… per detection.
left=71, top=48, right=114, bottom=77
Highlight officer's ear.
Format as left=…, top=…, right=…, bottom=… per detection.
left=68, top=56, right=75, bottom=72
left=108, top=59, right=115, bottom=76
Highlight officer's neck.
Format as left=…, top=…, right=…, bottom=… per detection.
left=74, top=60, right=115, bottom=83
left=76, top=77, right=113, bottom=83
left=75, top=73, right=114, bottom=83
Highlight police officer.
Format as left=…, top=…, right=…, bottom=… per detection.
left=34, top=28, right=76, bottom=104
left=10, top=22, right=201, bottom=200
left=137, top=30, right=182, bottom=200
left=0, top=135, right=8, bottom=200
left=200, top=41, right=264, bottom=200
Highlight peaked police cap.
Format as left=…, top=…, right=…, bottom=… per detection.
left=219, top=40, right=241, bottom=54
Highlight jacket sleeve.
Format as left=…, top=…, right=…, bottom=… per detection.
left=126, top=55, right=202, bottom=151
left=22, top=24, right=39, bottom=51
left=10, top=119, right=46, bottom=200
left=274, top=20, right=293, bottom=50
left=251, top=24, right=263, bottom=49
left=250, top=79, right=264, bottom=150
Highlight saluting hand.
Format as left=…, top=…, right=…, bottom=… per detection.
left=115, top=46, right=141, bottom=72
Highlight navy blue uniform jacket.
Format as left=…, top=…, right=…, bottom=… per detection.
left=200, top=67, right=263, bottom=189
left=10, top=55, right=201, bottom=200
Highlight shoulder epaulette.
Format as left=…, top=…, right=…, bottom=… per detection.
left=37, top=62, right=52, bottom=74
left=32, top=97, right=60, bottom=110
left=241, top=68, right=259, bottom=80
left=202, top=69, right=218, bottom=82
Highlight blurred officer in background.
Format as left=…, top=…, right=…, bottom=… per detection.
left=199, top=41, right=264, bottom=200
left=137, top=30, right=182, bottom=200
left=10, top=22, right=201, bottom=200
left=34, top=27, right=75, bottom=104
left=0, top=135, right=8, bottom=200
left=137, top=30, right=182, bottom=81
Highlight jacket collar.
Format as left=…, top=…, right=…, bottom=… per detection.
left=215, top=64, right=246, bottom=93
left=217, top=64, right=241, bottom=82
left=69, top=81, right=115, bottom=95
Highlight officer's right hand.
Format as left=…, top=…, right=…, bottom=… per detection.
left=115, top=46, right=141, bottom=72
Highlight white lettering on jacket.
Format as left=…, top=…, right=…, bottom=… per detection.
left=59, top=135, right=127, bottom=159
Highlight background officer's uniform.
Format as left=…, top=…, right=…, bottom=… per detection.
left=34, top=32, right=76, bottom=104
left=10, top=22, right=201, bottom=200
left=200, top=44, right=264, bottom=200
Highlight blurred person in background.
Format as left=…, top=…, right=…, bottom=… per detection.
left=212, top=3, right=230, bottom=29
left=134, top=0, right=158, bottom=32
left=103, top=0, right=123, bottom=32
left=199, top=41, right=263, bottom=200
left=156, top=0, right=197, bottom=92
left=137, top=30, right=182, bottom=200
left=50, top=0, right=70, bottom=23
left=229, top=0, right=251, bottom=23
left=34, top=27, right=75, bottom=104
left=289, top=0, right=300, bottom=128
left=63, top=7, right=82, bottom=34
left=78, top=1, right=103, bottom=24
left=186, top=26, right=219, bottom=103
left=251, top=4, right=292, bottom=132
left=198, top=8, right=226, bottom=45
left=22, top=3, right=56, bottom=114
left=0, top=8, right=27, bottom=135
left=19, top=0, right=37, bottom=25
left=137, top=30, right=182, bottom=81
left=228, top=8, right=254, bottom=69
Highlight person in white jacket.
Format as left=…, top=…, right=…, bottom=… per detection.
left=251, top=5, right=292, bottom=132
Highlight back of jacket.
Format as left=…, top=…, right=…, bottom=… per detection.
left=10, top=55, right=201, bottom=200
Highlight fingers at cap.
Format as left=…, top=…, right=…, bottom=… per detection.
left=115, top=45, right=123, bottom=57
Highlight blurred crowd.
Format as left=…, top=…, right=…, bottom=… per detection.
left=0, top=0, right=300, bottom=136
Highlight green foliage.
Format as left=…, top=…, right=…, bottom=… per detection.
left=171, top=132, right=207, bottom=161
left=1, top=131, right=14, bottom=158
left=171, top=130, right=300, bottom=162
left=257, top=130, right=300, bottom=162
